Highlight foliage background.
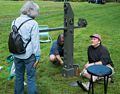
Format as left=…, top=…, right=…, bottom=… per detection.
left=4, top=0, right=120, bottom=2
left=0, top=1, right=120, bottom=94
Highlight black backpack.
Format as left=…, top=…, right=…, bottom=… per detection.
left=8, top=19, right=32, bottom=54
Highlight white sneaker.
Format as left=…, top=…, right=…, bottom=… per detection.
left=24, top=82, right=27, bottom=86
left=92, top=76, right=98, bottom=82
left=0, top=66, right=3, bottom=71
left=82, top=82, right=89, bottom=91
left=77, top=81, right=89, bottom=91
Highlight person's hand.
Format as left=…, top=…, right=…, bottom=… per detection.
left=84, top=63, right=94, bottom=69
left=60, top=61, right=64, bottom=65
left=33, top=60, right=39, bottom=68
left=33, top=55, right=40, bottom=68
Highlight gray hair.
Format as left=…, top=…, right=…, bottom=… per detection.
left=20, top=1, right=39, bottom=18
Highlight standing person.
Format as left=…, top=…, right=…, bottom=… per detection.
left=12, top=1, right=40, bottom=94
left=77, top=34, right=114, bottom=91
left=49, top=33, right=64, bottom=65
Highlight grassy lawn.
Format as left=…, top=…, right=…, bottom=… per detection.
left=0, top=1, right=120, bottom=94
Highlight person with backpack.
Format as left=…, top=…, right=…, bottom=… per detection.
left=9, top=1, right=40, bottom=94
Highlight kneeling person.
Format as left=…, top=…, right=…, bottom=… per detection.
left=77, top=34, right=114, bottom=91
left=49, top=33, right=64, bottom=65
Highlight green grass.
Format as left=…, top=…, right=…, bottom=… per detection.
left=0, top=1, right=120, bottom=94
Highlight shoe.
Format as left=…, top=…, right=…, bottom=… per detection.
left=0, top=66, right=3, bottom=71
left=77, top=81, right=89, bottom=91
left=92, top=76, right=98, bottom=82
left=24, top=82, right=27, bottom=86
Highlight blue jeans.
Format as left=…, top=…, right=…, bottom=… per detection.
left=14, top=54, right=37, bottom=94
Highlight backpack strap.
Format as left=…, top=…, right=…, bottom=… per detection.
left=13, top=19, right=16, bottom=25
left=17, top=19, right=32, bottom=31
left=24, top=26, right=34, bottom=48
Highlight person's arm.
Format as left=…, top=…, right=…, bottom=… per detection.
left=31, top=21, right=40, bottom=67
left=56, top=55, right=64, bottom=65
left=52, top=41, right=64, bottom=65
left=84, top=61, right=102, bottom=69
left=94, top=61, right=102, bottom=65
left=100, top=46, right=113, bottom=66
